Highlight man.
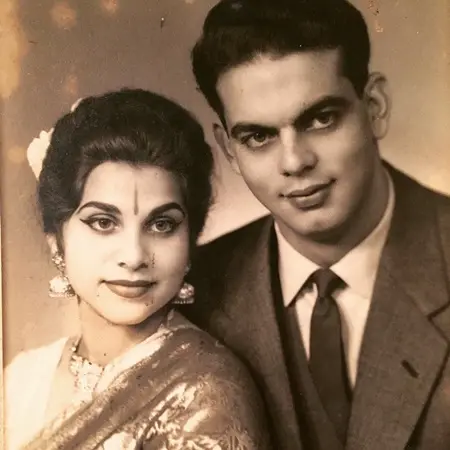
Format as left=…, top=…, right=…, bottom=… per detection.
left=182, top=1, right=450, bottom=449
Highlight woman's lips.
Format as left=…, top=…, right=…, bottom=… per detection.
left=104, top=280, right=155, bottom=299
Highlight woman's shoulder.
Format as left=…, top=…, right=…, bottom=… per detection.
left=160, top=312, right=272, bottom=448
left=4, top=337, right=70, bottom=449
left=168, top=311, right=263, bottom=405
left=169, top=312, right=247, bottom=371
left=5, top=337, right=68, bottom=383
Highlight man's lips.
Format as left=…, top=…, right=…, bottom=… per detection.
left=282, top=181, right=333, bottom=210
left=283, top=181, right=332, bottom=198
left=103, top=280, right=155, bottom=299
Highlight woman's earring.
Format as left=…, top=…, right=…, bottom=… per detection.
left=49, top=252, right=76, bottom=298
left=173, top=264, right=194, bottom=304
left=173, top=263, right=195, bottom=305
left=173, top=281, right=195, bottom=305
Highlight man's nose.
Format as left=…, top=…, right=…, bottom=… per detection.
left=278, top=128, right=317, bottom=177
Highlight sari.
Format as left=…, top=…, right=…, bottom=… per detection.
left=5, top=310, right=271, bottom=449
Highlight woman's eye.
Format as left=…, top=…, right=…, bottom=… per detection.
left=85, top=217, right=116, bottom=232
left=149, top=219, right=176, bottom=234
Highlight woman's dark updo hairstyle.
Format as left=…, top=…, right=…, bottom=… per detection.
left=38, top=88, right=214, bottom=246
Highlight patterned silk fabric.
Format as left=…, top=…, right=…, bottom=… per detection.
left=21, top=312, right=271, bottom=450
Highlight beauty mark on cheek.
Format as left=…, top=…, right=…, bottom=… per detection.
left=151, top=253, right=155, bottom=269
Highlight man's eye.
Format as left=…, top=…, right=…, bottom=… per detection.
left=241, top=132, right=273, bottom=149
left=307, top=111, right=339, bottom=131
left=149, top=219, right=177, bottom=234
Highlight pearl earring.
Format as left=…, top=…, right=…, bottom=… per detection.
left=49, top=252, right=76, bottom=298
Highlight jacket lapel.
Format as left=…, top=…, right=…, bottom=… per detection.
left=218, top=217, right=304, bottom=448
left=347, top=168, right=450, bottom=450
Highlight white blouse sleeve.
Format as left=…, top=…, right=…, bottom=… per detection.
left=4, top=339, right=68, bottom=450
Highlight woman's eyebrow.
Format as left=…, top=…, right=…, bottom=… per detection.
left=76, top=201, right=186, bottom=218
left=145, top=202, right=186, bottom=220
left=77, top=201, right=121, bottom=215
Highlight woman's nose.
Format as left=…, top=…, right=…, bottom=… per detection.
left=117, top=232, right=149, bottom=271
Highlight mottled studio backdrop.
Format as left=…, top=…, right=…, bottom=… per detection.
left=1, top=0, right=449, bottom=363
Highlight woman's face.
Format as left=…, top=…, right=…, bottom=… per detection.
left=53, top=161, right=189, bottom=326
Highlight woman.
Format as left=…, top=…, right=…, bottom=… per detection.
left=5, top=89, right=270, bottom=449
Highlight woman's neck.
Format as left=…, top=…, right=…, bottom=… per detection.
left=76, top=303, right=169, bottom=366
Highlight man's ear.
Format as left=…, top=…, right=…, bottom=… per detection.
left=364, top=72, right=391, bottom=139
left=213, top=123, right=241, bottom=175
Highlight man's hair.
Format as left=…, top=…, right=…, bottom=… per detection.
left=192, top=0, right=371, bottom=122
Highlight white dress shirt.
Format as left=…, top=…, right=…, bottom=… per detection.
left=275, top=174, right=395, bottom=387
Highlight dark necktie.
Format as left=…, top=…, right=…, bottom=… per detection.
left=309, top=268, right=351, bottom=443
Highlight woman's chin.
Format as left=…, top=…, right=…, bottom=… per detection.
left=78, top=285, right=175, bottom=328
left=101, top=306, right=162, bottom=327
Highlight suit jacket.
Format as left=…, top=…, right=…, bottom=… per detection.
left=182, top=165, right=450, bottom=450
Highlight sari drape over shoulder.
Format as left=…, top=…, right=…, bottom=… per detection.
left=6, top=311, right=271, bottom=450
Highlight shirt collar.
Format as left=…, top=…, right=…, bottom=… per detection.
left=275, top=171, right=395, bottom=306
left=276, top=224, right=319, bottom=307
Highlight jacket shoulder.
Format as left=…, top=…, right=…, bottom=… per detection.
left=182, top=216, right=271, bottom=325
left=388, top=163, right=449, bottom=201
left=195, top=216, right=271, bottom=269
left=388, top=163, right=450, bottom=210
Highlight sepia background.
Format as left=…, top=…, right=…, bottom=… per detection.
left=1, top=0, right=449, bottom=364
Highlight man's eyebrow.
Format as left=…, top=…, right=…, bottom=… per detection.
left=77, top=201, right=121, bottom=215
left=229, top=95, right=350, bottom=139
left=296, top=96, right=350, bottom=123
left=230, top=123, right=278, bottom=140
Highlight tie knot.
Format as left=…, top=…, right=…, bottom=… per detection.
left=311, top=268, right=342, bottom=298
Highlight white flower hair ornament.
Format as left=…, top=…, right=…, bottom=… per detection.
left=27, top=128, right=54, bottom=179
left=26, top=98, right=84, bottom=179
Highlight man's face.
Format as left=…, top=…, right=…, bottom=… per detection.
left=215, top=50, right=389, bottom=243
